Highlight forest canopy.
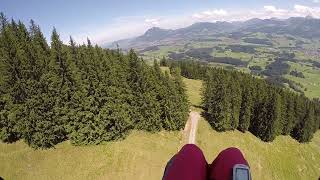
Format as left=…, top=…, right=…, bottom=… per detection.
left=0, top=13, right=189, bottom=149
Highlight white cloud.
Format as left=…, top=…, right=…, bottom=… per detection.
left=264, top=5, right=277, bottom=12
left=293, top=4, right=320, bottom=17
left=314, top=0, right=320, bottom=3
left=66, top=4, right=320, bottom=45
left=145, top=18, right=160, bottom=26
left=264, top=6, right=287, bottom=14
left=191, top=4, right=320, bottom=22
left=294, top=5, right=310, bottom=13
left=192, top=9, right=228, bottom=20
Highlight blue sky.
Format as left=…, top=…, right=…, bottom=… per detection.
left=1, top=0, right=320, bottom=44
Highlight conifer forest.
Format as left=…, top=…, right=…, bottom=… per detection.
left=0, top=13, right=189, bottom=148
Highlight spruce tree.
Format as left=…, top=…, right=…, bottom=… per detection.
left=0, top=18, right=26, bottom=142
left=160, top=56, right=168, bottom=67
left=29, top=19, right=50, bottom=78
left=291, top=102, right=315, bottom=143
left=264, top=91, right=282, bottom=141
left=21, top=28, right=73, bottom=148
left=229, top=74, right=241, bottom=130
left=281, top=93, right=296, bottom=135
left=238, top=77, right=253, bottom=132
left=170, top=67, right=189, bottom=129
left=203, top=69, right=231, bottom=131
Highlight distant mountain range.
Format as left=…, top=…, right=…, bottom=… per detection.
left=108, top=16, right=320, bottom=50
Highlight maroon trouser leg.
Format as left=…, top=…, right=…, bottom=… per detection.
left=163, top=144, right=208, bottom=180
left=163, top=145, right=249, bottom=180
left=209, top=147, right=249, bottom=180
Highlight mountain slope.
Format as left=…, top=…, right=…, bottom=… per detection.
left=109, top=17, right=320, bottom=50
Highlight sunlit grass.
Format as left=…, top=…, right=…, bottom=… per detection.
left=286, top=62, right=320, bottom=98
left=183, top=78, right=203, bottom=107
left=197, top=118, right=320, bottom=180
left=0, top=130, right=183, bottom=180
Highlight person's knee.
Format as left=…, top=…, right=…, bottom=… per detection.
left=209, top=147, right=249, bottom=180
left=217, top=147, right=249, bottom=166
left=180, top=144, right=203, bottom=155
left=163, top=144, right=208, bottom=180
left=179, top=144, right=207, bottom=163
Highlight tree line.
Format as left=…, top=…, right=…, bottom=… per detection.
left=0, top=14, right=189, bottom=149
left=165, top=59, right=320, bottom=143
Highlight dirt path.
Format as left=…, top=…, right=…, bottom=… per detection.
left=183, top=111, right=200, bottom=144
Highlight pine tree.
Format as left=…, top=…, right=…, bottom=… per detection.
left=160, top=56, right=168, bottom=67
left=291, top=102, right=315, bottom=143
left=265, top=90, right=282, bottom=141
left=159, top=71, right=178, bottom=130
left=203, top=69, right=231, bottom=131
left=69, top=36, right=78, bottom=66
left=170, top=67, right=189, bottom=129
left=0, top=13, right=7, bottom=30
left=238, top=77, right=253, bottom=132
left=21, top=28, right=74, bottom=148
left=29, top=19, right=50, bottom=79
left=127, top=50, right=162, bottom=131
left=281, top=93, right=296, bottom=135
left=229, top=74, right=242, bottom=130
left=0, top=18, right=26, bottom=142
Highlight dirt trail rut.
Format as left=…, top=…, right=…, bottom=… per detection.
left=183, top=111, right=200, bottom=144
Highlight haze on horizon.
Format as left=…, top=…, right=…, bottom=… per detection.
left=2, top=0, right=320, bottom=45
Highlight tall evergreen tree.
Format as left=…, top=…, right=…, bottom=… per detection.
left=203, top=70, right=232, bottom=131
left=238, top=77, right=253, bottom=132
left=29, top=19, right=50, bottom=78
left=228, top=74, right=242, bottom=130
left=291, top=102, right=315, bottom=142
left=170, top=67, right=189, bottom=129
left=281, top=93, right=296, bottom=135
left=0, top=18, right=26, bottom=142
left=21, top=28, right=73, bottom=148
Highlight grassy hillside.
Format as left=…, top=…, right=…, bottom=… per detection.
left=1, top=77, right=319, bottom=180
left=285, top=61, right=320, bottom=98
left=0, top=131, right=183, bottom=180
left=197, top=119, right=320, bottom=180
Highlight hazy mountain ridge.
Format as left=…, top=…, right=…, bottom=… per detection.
left=109, top=16, right=320, bottom=50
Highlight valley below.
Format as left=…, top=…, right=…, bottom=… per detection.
left=111, top=17, right=320, bottom=99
